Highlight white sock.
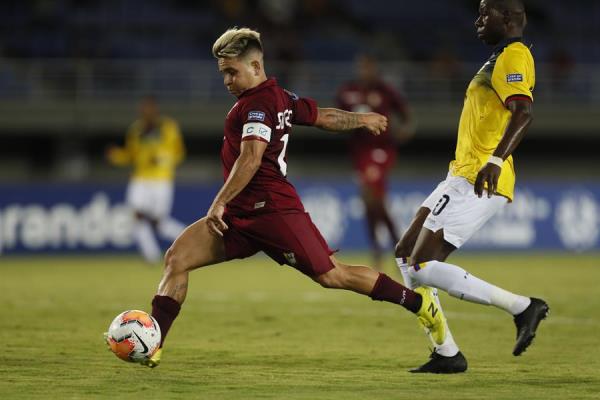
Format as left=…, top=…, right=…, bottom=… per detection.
left=133, top=220, right=162, bottom=263
left=408, top=260, right=531, bottom=315
left=157, top=217, right=186, bottom=241
left=396, top=257, right=459, bottom=357
left=429, top=288, right=459, bottom=357
left=395, top=257, right=418, bottom=289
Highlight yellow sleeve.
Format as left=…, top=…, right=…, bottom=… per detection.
left=491, top=46, right=535, bottom=105
left=107, top=125, right=137, bottom=166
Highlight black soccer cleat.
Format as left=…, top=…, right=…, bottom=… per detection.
left=512, top=297, right=549, bottom=356
left=409, top=350, right=468, bottom=374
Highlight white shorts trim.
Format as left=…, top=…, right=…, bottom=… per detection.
left=126, top=179, right=174, bottom=219
left=421, top=173, right=508, bottom=248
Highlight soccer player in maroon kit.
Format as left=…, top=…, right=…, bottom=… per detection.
left=337, top=54, right=414, bottom=270
left=140, top=28, right=446, bottom=368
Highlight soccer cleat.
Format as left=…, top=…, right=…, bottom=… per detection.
left=140, top=348, right=162, bottom=368
left=513, top=297, right=549, bottom=356
left=410, top=350, right=468, bottom=374
left=414, top=286, right=446, bottom=345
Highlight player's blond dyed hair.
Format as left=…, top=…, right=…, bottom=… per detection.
left=212, top=27, right=263, bottom=59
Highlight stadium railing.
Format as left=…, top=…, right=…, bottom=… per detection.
left=0, top=59, right=598, bottom=135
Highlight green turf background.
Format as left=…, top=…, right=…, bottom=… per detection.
left=1, top=253, right=599, bottom=399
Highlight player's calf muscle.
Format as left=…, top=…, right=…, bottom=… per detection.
left=315, top=261, right=378, bottom=295
left=158, top=250, right=189, bottom=299
left=342, top=264, right=379, bottom=294
left=313, top=269, right=343, bottom=289
left=158, top=275, right=188, bottom=303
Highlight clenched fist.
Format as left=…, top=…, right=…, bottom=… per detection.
left=361, top=112, right=388, bottom=135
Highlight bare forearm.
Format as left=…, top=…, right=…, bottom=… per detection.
left=314, top=108, right=365, bottom=132
left=213, top=156, right=260, bottom=206
left=493, top=110, right=533, bottom=160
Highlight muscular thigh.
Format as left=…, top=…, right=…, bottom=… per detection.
left=227, top=212, right=335, bottom=277
left=169, top=217, right=227, bottom=271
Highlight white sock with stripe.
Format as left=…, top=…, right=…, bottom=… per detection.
left=396, top=257, right=459, bottom=357
left=408, top=260, right=530, bottom=315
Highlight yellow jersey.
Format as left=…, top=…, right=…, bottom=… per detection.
left=109, top=116, right=185, bottom=181
left=450, top=39, right=535, bottom=201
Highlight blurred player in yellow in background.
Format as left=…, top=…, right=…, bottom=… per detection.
left=106, top=96, right=186, bottom=263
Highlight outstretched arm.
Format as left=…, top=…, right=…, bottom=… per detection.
left=314, top=107, right=387, bottom=135
left=106, top=130, right=135, bottom=166
left=474, top=99, right=533, bottom=197
left=206, top=139, right=267, bottom=236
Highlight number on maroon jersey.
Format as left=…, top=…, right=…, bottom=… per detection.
left=276, top=110, right=292, bottom=129
left=277, top=134, right=289, bottom=176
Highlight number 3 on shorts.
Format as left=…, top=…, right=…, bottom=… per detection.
left=432, top=194, right=450, bottom=216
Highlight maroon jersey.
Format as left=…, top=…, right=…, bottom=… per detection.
left=336, top=80, right=408, bottom=152
left=222, top=78, right=318, bottom=216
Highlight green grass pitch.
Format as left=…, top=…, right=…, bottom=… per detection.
left=1, top=252, right=599, bottom=399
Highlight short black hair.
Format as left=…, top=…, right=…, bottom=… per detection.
left=488, top=0, right=525, bottom=14
left=488, top=0, right=526, bottom=27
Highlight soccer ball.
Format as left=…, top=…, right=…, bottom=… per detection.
left=106, top=310, right=161, bottom=362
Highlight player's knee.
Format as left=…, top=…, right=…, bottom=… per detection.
left=163, top=246, right=187, bottom=276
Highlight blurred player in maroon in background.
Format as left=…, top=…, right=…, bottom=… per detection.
left=337, top=54, right=414, bottom=270
left=128, top=27, right=448, bottom=368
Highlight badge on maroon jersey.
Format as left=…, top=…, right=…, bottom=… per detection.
left=247, top=111, right=266, bottom=121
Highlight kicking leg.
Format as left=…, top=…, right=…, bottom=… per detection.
left=146, top=217, right=227, bottom=367
left=410, top=227, right=549, bottom=356
left=311, top=257, right=447, bottom=346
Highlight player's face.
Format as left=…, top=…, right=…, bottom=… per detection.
left=356, top=56, right=378, bottom=83
left=139, top=99, right=158, bottom=122
left=218, top=57, right=256, bottom=97
left=475, top=0, right=506, bottom=45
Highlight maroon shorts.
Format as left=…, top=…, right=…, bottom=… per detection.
left=222, top=211, right=335, bottom=277
left=352, top=147, right=396, bottom=198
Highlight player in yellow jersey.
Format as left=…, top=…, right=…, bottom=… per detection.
left=107, top=96, right=186, bottom=263
left=394, top=0, right=549, bottom=373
